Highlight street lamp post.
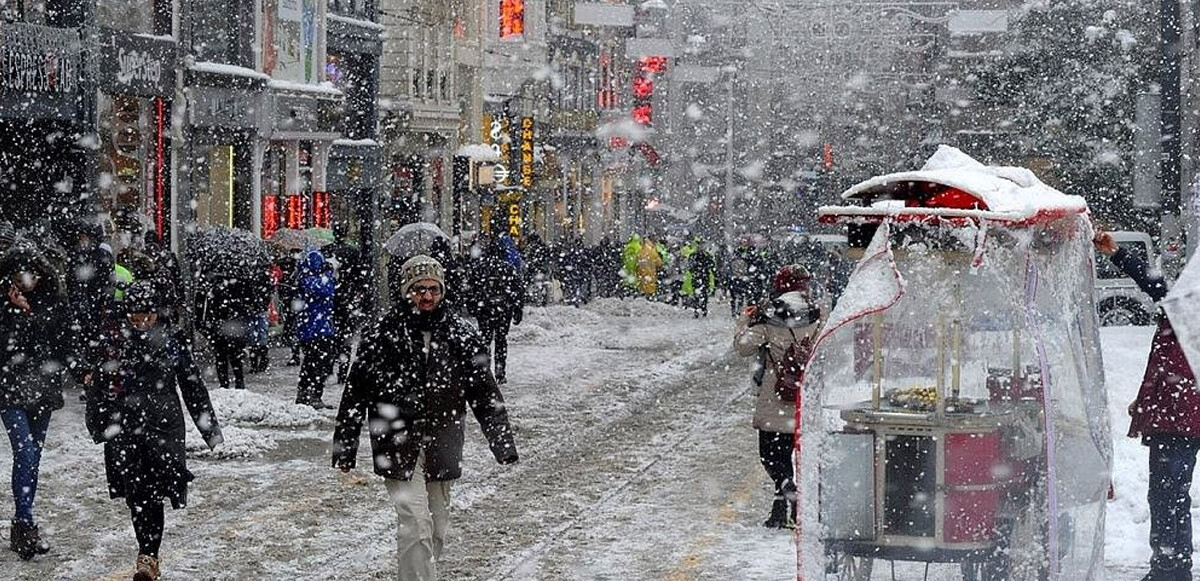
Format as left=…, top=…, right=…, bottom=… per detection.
left=723, top=70, right=735, bottom=249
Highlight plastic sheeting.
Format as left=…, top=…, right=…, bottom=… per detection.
left=798, top=214, right=1109, bottom=581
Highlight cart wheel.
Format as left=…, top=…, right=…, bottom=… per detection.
left=830, top=554, right=873, bottom=581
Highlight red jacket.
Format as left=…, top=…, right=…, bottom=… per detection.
left=1111, top=248, right=1200, bottom=440
left=1128, top=317, right=1200, bottom=439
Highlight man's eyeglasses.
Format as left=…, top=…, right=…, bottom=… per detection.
left=410, top=285, right=442, bottom=296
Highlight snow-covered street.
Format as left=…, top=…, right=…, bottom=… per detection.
left=0, top=299, right=1179, bottom=579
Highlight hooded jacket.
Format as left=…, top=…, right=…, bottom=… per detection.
left=0, top=246, right=67, bottom=414
left=296, top=249, right=337, bottom=342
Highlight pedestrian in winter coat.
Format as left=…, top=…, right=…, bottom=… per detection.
left=681, top=239, right=717, bottom=317
left=62, top=222, right=114, bottom=373
left=0, top=244, right=66, bottom=560
left=733, top=264, right=821, bottom=529
left=1096, top=231, right=1197, bottom=581
left=621, top=235, right=642, bottom=293
left=295, top=249, right=338, bottom=408
left=465, top=238, right=525, bottom=384
left=324, top=237, right=366, bottom=383
left=85, top=281, right=223, bottom=581
left=636, top=237, right=664, bottom=296
left=196, top=270, right=269, bottom=391
left=332, top=254, right=518, bottom=581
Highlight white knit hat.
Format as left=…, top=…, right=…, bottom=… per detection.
left=400, top=254, right=445, bottom=295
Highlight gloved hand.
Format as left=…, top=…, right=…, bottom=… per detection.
left=499, top=452, right=519, bottom=465
left=513, top=310, right=523, bottom=326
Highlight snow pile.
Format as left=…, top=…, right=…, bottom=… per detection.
left=511, top=299, right=694, bottom=346
left=585, top=297, right=691, bottom=318
left=209, top=388, right=330, bottom=428
left=186, top=425, right=277, bottom=459
left=829, top=145, right=1089, bottom=221
left=508, top=304, right=608, bottom=344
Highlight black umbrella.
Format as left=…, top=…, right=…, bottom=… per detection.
left=188, top=226, right=270, bottom=279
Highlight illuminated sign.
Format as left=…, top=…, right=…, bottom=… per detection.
left=287, top=194, right=305, bottom=229
left=631, top=56, right=665, bottom=127
left=263, top=194, right=280, bottom=239
left=313, top=191, right=331, bottom=228
left=484, top=113, right=513, bottom=186
left=500, top=0, right=525, bottom=39
left=508, top=201, right=522, bottom=239
left=520, top=116, right=535, bottom=189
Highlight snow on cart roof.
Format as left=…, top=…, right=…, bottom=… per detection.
left=819, top=145, right=1088, bottom=225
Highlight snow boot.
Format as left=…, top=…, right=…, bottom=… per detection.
left=133, top=553, right=160, bottom=581
left=9, top=520, right=49, bottom=560
left=762, top=498, right=795, bottom=529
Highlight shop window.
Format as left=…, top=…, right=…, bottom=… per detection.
left=192, top=0, right=234, bottom=63
left=198, top=145, right=235, bottom=228
left=97, top=0, right=154, bottom=33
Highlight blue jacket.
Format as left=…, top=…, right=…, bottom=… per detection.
left=295, top=250, right=337, bottom=341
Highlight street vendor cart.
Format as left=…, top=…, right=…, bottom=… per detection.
left=799, top=147, right=1110, bottom=581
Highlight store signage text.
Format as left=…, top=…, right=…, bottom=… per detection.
left=483, top=113, right=512, bottom=186
left=1, top=23, right=79, bottom=94
left=519, top=116, right=534, bottom=189
left=116, top=47, right=163, bottom=86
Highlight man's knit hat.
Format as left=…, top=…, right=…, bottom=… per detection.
left=400, top=254, right=445, bottom=295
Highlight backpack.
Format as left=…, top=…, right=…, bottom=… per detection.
left=767, top=330, right=813, bottom=403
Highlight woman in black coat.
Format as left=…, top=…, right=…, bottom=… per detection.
left=0, top=243, right=66, bottom=560
left=86, top=281, right=223, bottom=581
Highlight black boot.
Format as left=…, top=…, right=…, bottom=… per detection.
left=10, top=520, right=49, bottom=560
left=762, top=498, right=794, bottom=529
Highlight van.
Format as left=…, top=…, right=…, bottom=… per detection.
left=1095, top=231, right=1158, bottom=326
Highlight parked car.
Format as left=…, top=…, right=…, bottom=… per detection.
left=1095, top=230, right=1159, bottom=326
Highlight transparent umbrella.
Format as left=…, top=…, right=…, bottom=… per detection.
left=268, top=227, right=334, bottom=250
left=383, top=222, right=450, bottom=258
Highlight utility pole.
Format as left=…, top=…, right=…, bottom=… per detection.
left=723, top=69, right=735, bottom=248
left=1162, top=0, right=1183, bottom=258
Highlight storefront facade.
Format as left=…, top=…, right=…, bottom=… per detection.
left=97, top=28, right=176, bottom=247
left=0, top=22, right=89, bottom=228
left=185, top=72, right=267, bottom=236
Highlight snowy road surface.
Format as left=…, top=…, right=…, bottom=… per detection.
left=0, top=299, right=1174, bottom=579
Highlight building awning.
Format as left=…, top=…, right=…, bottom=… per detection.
left=456, top=144, right=500, bottom=162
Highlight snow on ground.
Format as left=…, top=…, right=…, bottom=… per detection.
left=0, top=300, right=1177, bottom=579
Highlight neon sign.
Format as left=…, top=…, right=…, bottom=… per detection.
left=500, top=0, right=525, bottom=39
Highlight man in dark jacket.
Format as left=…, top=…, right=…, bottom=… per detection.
left=465, top=238, right=525, bottom=383
left=196, top=270, right=269, bottom=391
left=332, top=254, right=518, bottom=581
left=1096, top=230, right=1196, bottom=581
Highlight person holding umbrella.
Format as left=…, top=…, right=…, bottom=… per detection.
left=1096, top=230, right=1198, bottom=581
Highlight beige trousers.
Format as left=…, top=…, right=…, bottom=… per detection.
left=383, top=475, right=452, bottom=581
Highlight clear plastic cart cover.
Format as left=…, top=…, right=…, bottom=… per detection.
left=798, top=216, right=1110, bottom=581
